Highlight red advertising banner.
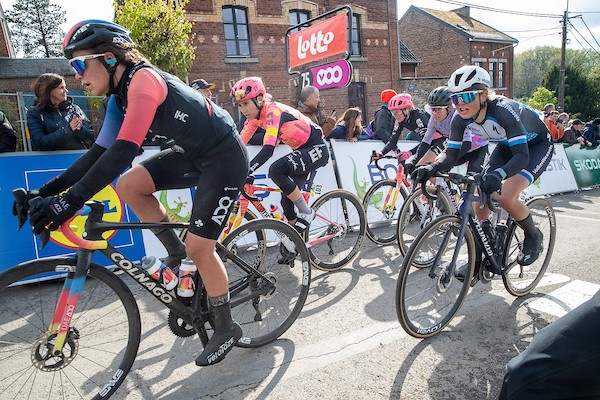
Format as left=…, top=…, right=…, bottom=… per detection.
left=288, top=12, right=348, bottom=70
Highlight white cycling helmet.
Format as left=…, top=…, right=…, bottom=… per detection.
left=448, top=65, right=491, bottom=93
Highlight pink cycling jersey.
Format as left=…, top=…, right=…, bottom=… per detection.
left=240, top=101, right=316, bottom=149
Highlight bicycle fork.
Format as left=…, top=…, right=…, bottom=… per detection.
left=46, top=250, right=92, bottom=360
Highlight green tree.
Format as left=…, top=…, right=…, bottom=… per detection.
left=526, top=87, right=556, bottom=112
left=542, top=65, right=600, bottom=121
left=6, top=0, right=66, bottom=57
left=115, top=0, right=195, bottom=80
left=514, top=47, right=598, bottom=99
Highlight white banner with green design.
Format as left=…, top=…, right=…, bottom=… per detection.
left=564, top=144, right=600, bottom=189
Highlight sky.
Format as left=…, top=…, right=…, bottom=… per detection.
left=2, top=0, right=599, bottom=54
left=397, top=0, right=600, bottom=53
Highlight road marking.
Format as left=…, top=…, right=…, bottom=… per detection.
left=555, top=214, right=600, bottom=221
left=528, top=279, right=600, bottom=317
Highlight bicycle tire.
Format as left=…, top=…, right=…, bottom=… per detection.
left=397, top=186, right=454, bottom=258
left=363, top=179, right=409, bottom=245
left=0, top=257, right=141, bottom=399
left=396, top=215, right=475, bottom=338
left=221, top=218, right=310, bottom=348
left=306, top=189, right=366, bottom=271
left=502, top=198, right=556, bottom=296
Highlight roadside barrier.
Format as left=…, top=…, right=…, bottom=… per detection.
left=0, top=140, right=592, bottom=272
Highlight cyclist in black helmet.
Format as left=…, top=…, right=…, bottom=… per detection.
left=17, top=20, right=248, bottom=367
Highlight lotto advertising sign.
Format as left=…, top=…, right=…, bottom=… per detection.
left=309, top=59, right=353, bottom=90
left=288, top=12, right=348, bottom=70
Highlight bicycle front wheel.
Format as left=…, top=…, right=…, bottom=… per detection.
left=363, top=179, right=408, bottom=245
left=221, top=218, right=310, bottom=348
left=397, top=186, right=454, bottom=257
left=502, top=198, right=556, bottom=296
left=0, top=258, right=141, bottom=399
left=306, top=189, right=366, bottom=271
left=396, top=215, right=475, bottom=338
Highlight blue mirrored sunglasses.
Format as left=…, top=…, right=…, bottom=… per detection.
left=450, top=91, right=480, bottom=105
left=68, top=53, right=105, bottom=75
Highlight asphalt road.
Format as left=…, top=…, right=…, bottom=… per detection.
left=115, top=188, right=600, bottom=400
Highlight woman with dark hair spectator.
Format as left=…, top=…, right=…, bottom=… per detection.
left=328, top=107, right=369, bottom=142
left=27, top=73, right=94, bottom=150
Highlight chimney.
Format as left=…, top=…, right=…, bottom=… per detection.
left=452, top=6, right=470, bottom=19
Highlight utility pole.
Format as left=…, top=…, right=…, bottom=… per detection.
left=558, top=1, right=569, bottom=111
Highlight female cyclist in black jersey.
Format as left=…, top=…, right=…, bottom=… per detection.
left=414, top=65, right=553, bottom=273
left=19, top=20, right=248, bottom=366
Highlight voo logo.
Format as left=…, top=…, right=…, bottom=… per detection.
left=316, top=66, right=343, bottom=86
left=297, top=30, right=334, bottom=59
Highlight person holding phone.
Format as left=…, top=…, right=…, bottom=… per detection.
left=297, top=85, right=336, bottom=137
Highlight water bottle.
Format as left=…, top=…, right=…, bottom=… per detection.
left=270, top=204, right=283, bottom=220
left=141, top=255, right=178, bottom=291
left=177, top=258, right=197, bottom=298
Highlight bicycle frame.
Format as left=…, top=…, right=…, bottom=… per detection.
left=224, top=178, right=348, bottom=249
left=47, top=202, right=278, bottom=355
left=432, top=176, right=506, bottom=286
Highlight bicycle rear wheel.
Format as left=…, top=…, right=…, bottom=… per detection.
left=221, top=218, right=310, bottom=348
left=502, top=198, right=556, bottom=296
left=363, top=179, right=408, bottom=245
left=0, top=258, right=141, bottom=399
left=396, top=215, right=475, bottom=338
left=397, top=186, right=454, bottom=258
left=306, top=189, right=366, bottom=271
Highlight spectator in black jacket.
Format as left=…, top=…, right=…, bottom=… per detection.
left=583, top=118, right=600, bottom=147
left=371, top=89, right=397, bottom=143
left=27, top=73, right=94, bottom=151
left=0, top=110, right=17, bottom=152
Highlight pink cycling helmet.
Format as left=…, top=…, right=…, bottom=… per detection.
left=388, top=93, right=413, bottom=111
left=231, top=77, right=266, bottom=103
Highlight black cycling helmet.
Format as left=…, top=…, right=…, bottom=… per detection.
left=62, top=20, right=135, bottom=59
left=427, top=86, right=452, bottom=107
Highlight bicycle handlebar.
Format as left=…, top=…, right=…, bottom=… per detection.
left=240, top=175, right=261, bottom=202
left=418, top=172, right=498, bottom=212
left=369, top=150, right=404, bottom=171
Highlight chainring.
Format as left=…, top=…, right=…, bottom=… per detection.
left=167, top=311, right=197, bottom=338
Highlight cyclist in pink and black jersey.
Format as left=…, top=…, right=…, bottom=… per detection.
left=234, top=77, right=329, bottom=230
left=18, top=20, right=248, bottom=367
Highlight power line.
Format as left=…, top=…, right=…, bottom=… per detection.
left=433, top=0, right=562, bottom=18
left=578, top=16, right=600, bottom=51
left=568, top=20, right=600, bottom=54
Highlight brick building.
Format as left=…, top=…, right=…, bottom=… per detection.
left=398, top=5, right=518, bottom=105
left=185, top=0, right=399, bottom=121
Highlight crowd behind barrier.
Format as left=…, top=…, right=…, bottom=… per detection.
left=0, top=139, right=598, bottom=275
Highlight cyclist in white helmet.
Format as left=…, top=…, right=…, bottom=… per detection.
left=414, top=65, right=553, bottom=278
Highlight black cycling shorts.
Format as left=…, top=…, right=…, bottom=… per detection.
left=140, top=135, right=249, bottom=239
left=487, top=140, right=553, bottom=183
left=269, top=143, right=330, bottom=220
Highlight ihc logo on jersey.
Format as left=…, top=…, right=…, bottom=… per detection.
left=174, top=110, right=188, bottom=122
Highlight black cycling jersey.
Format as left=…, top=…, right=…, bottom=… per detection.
left=436, top=97, right=551, bottom=179
left=381, top=109, right=430, bottom=155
